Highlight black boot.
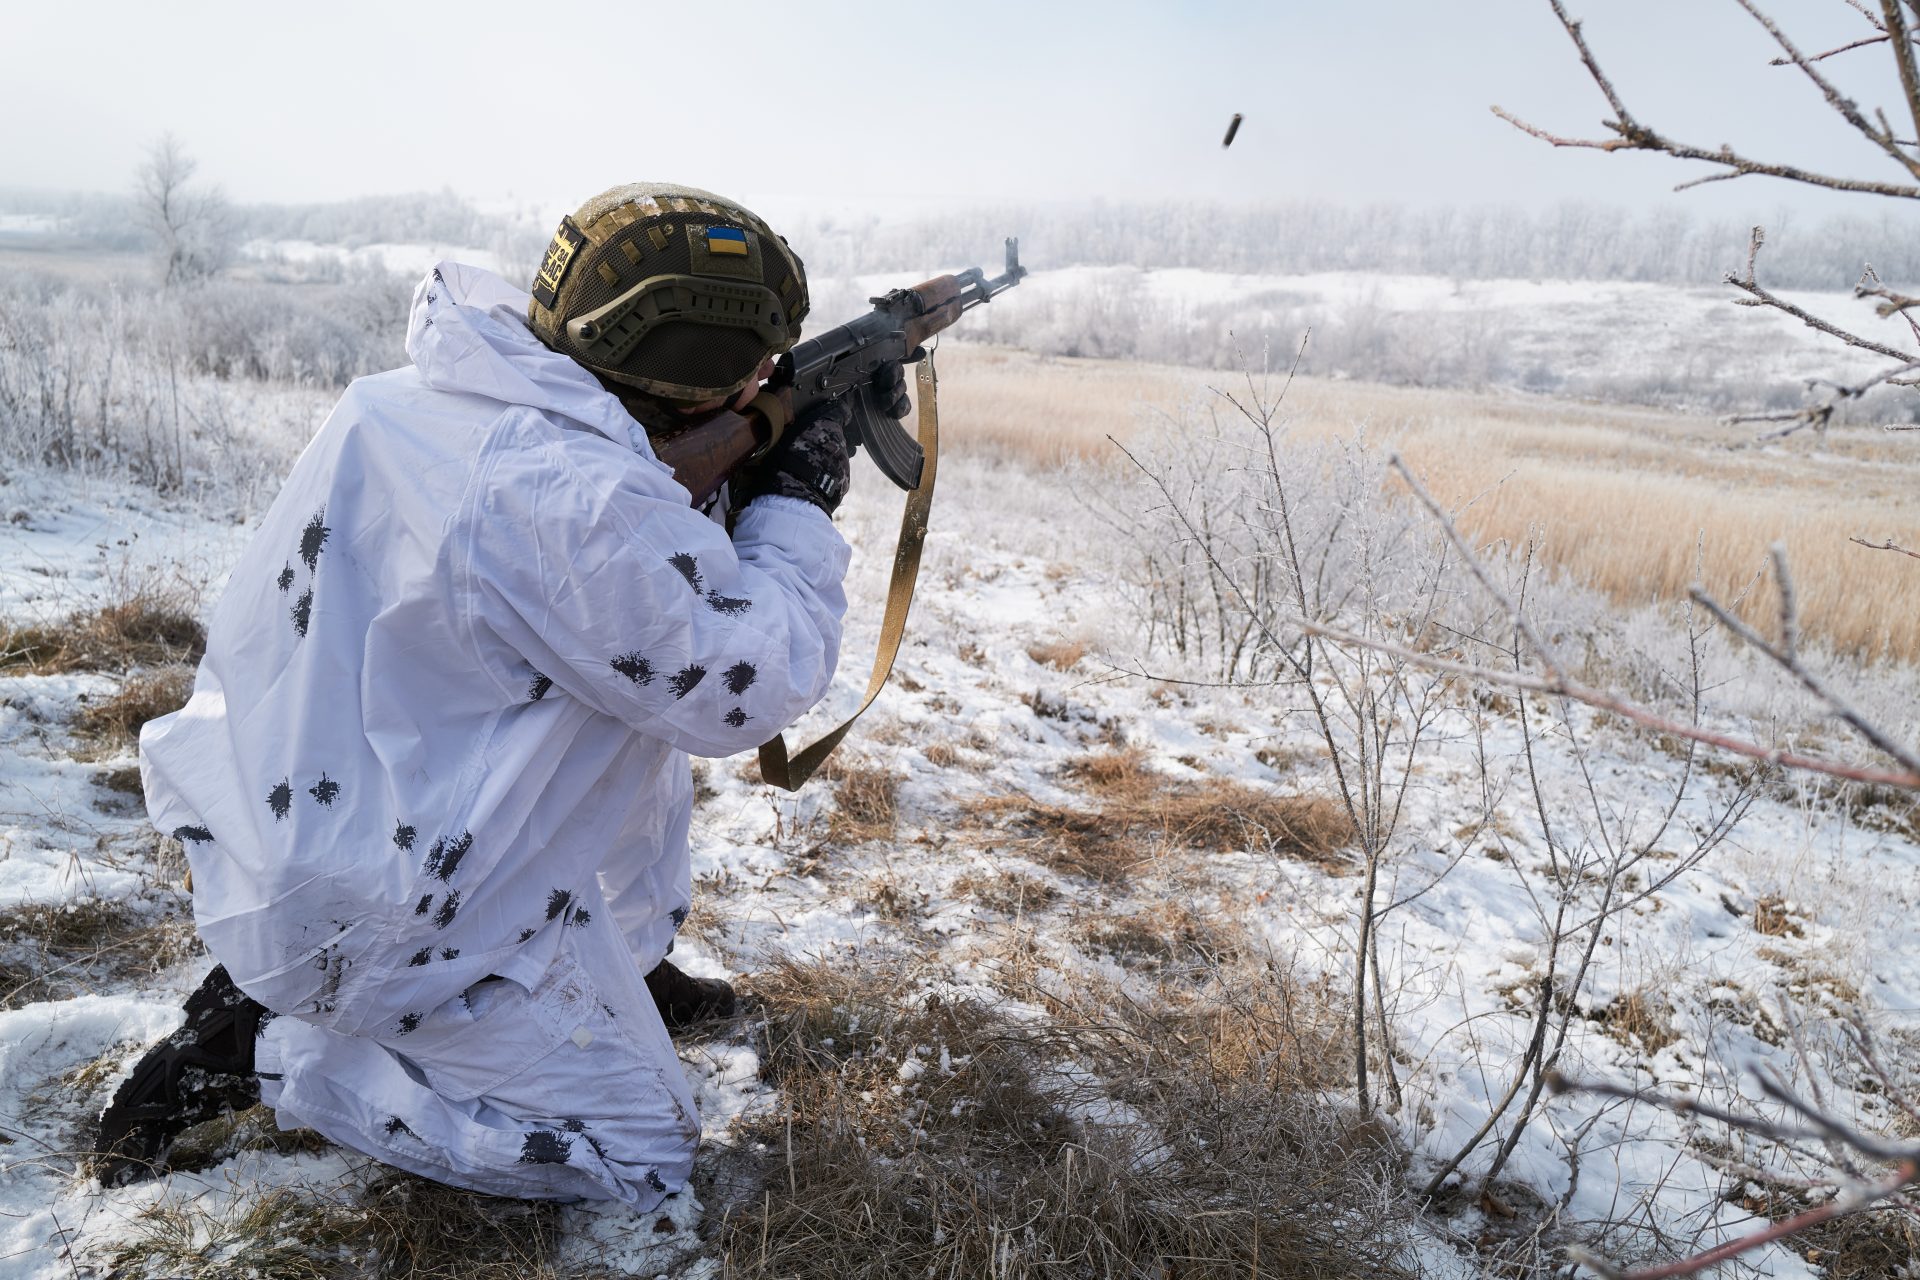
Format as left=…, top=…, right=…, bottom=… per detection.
left=94, top=964, right=267, bottom=1186
left=644, top=959, right=735, bottom=1030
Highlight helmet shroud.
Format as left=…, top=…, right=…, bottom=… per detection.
left=527, top=183, right=810, bottom=405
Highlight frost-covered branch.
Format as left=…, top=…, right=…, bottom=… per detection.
left=1550, top=1066, right=1920, bottom=1279
left=1849, top=534, right=1920, bottom=558
left=1497, top=1, right=1920, bottom=198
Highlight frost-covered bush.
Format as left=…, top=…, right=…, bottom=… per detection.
left=0, top=274, right=359, bottom=495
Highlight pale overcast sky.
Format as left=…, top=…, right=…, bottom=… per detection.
left=2, top=1, right=1908, bottom=226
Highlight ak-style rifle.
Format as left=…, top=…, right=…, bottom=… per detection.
left=647, top=238, right=1027, bottom=503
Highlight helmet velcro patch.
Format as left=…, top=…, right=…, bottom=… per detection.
left=531, top=217, right=586, bottom=310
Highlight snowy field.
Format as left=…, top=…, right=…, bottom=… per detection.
left=1, top=393, right=1915, bottom=1276
left=0, top=227, right=1917, bottom=1273
left=808, top=263, right=1906, bottom=414
left=224, top=228, right=1910, bottom=413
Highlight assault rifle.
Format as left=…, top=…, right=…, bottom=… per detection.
left=647, top=238, right=1027, bottom=503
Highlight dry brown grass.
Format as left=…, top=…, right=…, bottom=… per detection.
left=718, top=952, right=1410, bottom=1279
left=1594, top=990, right=1681, bottom=1055
left=964, top=750, right=1355, bottom=884
left=0, top=898, right=198, bottom=1010
left=820, top=757, right=903, bottom=843
left=1728, top=1181, right=1920, bottom=1280
left=72, top=663, right=193, bottom=751
left=106, top=1166, right=583, bottom=1280
left=1753, top=895, right=1805, bottom=939
left=935, top=344, right=1920, bottom=663
left=1078, top=901, right=1238, bottom=971
left=951, top=866, right=1060, bottom=915
left=858, top=869, right=927, bottom=922
left=0, top=592, right=204, bottom=674
left=920, top=740, right=963, bottom=767
left=1026, top=637, right=1087, bottom=670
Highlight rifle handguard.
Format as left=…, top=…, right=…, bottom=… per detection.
left=747, top=390, right=792, bottom=461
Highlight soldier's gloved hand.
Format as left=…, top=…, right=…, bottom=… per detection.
left=735, top=396, right=852, bottom=517
left=869, top=360, right=912, bottom=420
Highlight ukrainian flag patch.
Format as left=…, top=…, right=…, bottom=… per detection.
left=705, top=225, right=749, bottom=256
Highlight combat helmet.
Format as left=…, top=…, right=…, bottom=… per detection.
left=526, top=182, right=810, bottom=406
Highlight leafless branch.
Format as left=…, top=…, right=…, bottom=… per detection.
left=1855, top=265, right=1920, bottom=348
left=1686, top=547, right=1920, bottom=776
left=1284, top=613, right=1918, bottom=789
left=1769, top=32, right=1899, bottom=66
left=1502, top=0, right=1920, bottom=195
left=1729, top=231, right=1912, bottom=364
left=1849, top=534, right=1920, bottom=558
left=1551, top=1072, right=1920, bottom=1280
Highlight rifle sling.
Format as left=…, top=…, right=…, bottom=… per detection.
left=757, top=356, right=939, bottom=791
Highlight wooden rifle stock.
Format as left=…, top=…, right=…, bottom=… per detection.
left=646, top=406, right=773, bottom=507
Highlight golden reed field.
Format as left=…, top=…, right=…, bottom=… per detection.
left=929, top=345, right=1920, bottom=665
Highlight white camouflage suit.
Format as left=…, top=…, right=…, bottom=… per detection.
left=139, top=262, right=849, bottom=1205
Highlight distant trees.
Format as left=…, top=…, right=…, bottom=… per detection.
left=134, top=133, right=233, bottom=287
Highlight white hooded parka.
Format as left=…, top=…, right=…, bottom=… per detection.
left=138, top=262, right=849, bottom=1203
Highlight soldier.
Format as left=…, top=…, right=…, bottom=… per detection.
left=93, top=183, right=908, bottom=1206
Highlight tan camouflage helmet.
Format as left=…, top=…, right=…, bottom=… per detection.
left=526, top=182, right=810, bottom=404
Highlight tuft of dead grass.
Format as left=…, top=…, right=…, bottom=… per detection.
left=721, top=951, right=1410, bottom=1279
left=355, top=1170, right=574, bottom=1280
left=105, top=1166, right=584, bottom=1280
left=72, top=663, right=193, bottom=751
left=952, top=866, right=1060, bottom=915
left=1594, top=990, right=1681, bottom=1055
left=1078, top=902, right=1238, bottom=972
left=107, top=1186, right=373, bottom=1280
left=0, top=592, right=204, bottom=674
left=1026, top=637, right=1087, bottom=671
left=820, top=757, right=903, bottom=843
left=1753, top=895, right=1805, bottom=939
left=0, top=898, right=198, bottom=1010
left=965, top=753, right=1354, bottom=884
left=858, top=870, right=927, bottom=922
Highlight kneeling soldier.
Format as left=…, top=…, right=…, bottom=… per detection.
left=96, top=183, right=901, bottom=1205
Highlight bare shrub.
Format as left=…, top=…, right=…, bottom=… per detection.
left=721, top=953, right=1413, bottom=1279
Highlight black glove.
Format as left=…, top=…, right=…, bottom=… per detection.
left=735, top=396, right=852, bottom=516
left=868, top=360, right=912, bottom=421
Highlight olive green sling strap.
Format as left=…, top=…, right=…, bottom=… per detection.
left=757, top=356, right=940, bottom=791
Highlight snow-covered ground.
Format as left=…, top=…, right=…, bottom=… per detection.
left=1, top=396, right=1915, bottom=1275
left=238, top=237, right=511, bottom=281
left=809, top=264, right=1905, bottom=410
